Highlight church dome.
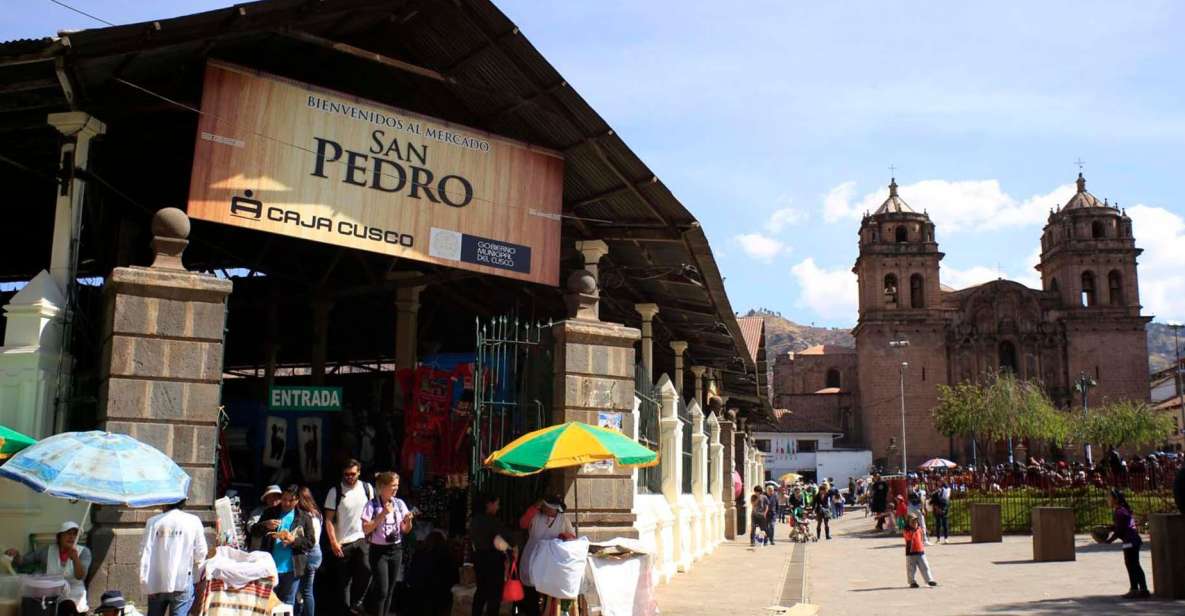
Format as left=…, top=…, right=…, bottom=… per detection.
left=873, top=178, right=915, bottom=214
left=1062, top=173, right=1107, bottom=210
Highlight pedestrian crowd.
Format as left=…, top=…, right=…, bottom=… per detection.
left=748, top=477, right=851, bottom=546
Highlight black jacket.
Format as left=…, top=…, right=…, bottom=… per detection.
left=250, top=506, right=317, bottom=576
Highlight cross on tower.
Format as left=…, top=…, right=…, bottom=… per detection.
left=889, top=164, right=897, bottom=177
left=1074, top=158, right=1086, bottom=173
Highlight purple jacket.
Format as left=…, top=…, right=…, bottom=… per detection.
left=1112, top=506, right=1140, bottom=545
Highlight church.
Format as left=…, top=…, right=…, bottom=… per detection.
left=773, top=173, right=1151, bottom=468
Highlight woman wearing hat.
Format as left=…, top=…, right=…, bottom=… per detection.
left=4, top=521, right=92, bottom=614
left=516, top=496, right=575, bottom=616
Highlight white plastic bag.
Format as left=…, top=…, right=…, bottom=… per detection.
left=529, top=538, right=589, bottom=600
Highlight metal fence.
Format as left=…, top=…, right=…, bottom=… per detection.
left=473, top=316, right=553, bottom=520
left=635, top=365, right=662, bottom=495
left=943, top=485, right=1176, bottom=534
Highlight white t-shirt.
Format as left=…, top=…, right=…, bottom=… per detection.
left=140, top=509, right=208, bottom=595
left=324, top=482, right=369, bottom=545
left=310, top=514, right=323, bottom=548
left=520, top=512, right=574, bottom=587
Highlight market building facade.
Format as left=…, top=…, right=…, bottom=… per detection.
left=0, top=0, right=768, bottom=602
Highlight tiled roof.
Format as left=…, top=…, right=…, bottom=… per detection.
left=737, top=316, right=765, bottom=364
left=798, top=344, right=854, bottom=356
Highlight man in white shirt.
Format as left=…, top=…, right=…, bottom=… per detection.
left=140, top=499, right=207, bottom=616
left=323, top=459, right=374, bottom=614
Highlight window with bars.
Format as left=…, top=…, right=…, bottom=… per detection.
left=635, top=365, right=662, bottom=495
left=679, top=397, right=692, bottom=494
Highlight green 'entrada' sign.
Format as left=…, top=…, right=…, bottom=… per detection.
left=269, top=386, right=343, bottom=411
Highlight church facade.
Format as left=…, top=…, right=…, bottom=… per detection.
left=774, top=174, right=1151, bottom=468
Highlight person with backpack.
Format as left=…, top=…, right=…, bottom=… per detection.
left=750, top=487, right=769, bottom=547
left=323, top=459, right=375, bottom=615
left=361, top=472, right=414, bottom=616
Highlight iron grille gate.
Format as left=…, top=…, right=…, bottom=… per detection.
left=635, top=365, right=662, bottom=494
left=473, top=316, right=553, bottom=522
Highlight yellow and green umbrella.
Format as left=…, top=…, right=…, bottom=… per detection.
left=0, top=426, right=37, bottom=461
left=485, top=421, right=658, bottom=476
left=779, top=472, right=802, bottom=484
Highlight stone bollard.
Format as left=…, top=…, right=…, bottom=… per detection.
left=1031, top=507, right=1076, bottom=561
left=970, top=503, right=1002, bottom=543
left=1150, top=513, right=1185, bottom=599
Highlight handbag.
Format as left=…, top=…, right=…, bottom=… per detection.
left=502, top=558, right=525, bottom=603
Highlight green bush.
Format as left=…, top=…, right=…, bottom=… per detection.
left=942, top=488, right=1176, bottom=534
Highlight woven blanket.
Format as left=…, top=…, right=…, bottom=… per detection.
left=195, top=578, right=277, bottom=616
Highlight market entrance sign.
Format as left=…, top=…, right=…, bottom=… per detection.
left=187, top=61, right=563, bottom=285
left=269, top=386, right=343, bottom=412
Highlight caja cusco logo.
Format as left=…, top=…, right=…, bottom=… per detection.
left=227, top=190, right=413, bottom=247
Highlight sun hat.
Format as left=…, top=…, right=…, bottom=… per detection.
left=542, top=495, right=567, bottom=513
left=58, top=521, right=80, bottom=534
left=262, top=485, right=282, bottom=497
left=95, top=590, right=127, bottom=613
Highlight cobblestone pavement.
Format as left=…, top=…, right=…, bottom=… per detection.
left=807, top=512, right=1184, bottom=615
left=653, top=526, right=804, bottom=616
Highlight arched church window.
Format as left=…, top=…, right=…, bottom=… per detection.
left=1050, top=278, right=1059, bottom=294
left=884, top=274, right=899, bottom=305
left=1081, top=271, right=1097, bottom=307
left=1108, top=270, right=1124, bottom=305
left=826, top=368, right=841, bottom=389
left=910, top=274, right=924, bottom=308
left=999, top=341, right=1018, bottom=373
left=895, top=226, right=908, bottom=243
left=1092, top=220, right=1105, bottom=239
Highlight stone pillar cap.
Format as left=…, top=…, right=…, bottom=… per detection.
left=634, top=303, right=660, bottom=319
left=669, top=340, right=688, bottom=354
left=149, top=207, right=190, bottom=271
left=689, top=365, right=707, bottom=375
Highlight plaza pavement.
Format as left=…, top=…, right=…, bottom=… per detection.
left=653, top=525, right=809, bottom=616
left=807, top=512, right=1185, bottom=615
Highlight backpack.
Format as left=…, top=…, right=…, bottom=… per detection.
left=331, top=481, right=374, bottom=511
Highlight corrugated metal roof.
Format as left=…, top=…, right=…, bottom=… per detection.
left=0, top=0, right=760, bottom=408
left=737, top=316, right=765, bottom=364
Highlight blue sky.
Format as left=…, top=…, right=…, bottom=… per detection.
left=6, top=1, right=1184, bottom=327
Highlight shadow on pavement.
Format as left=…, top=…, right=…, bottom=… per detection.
left=1074, top=542, right=1126, bottom=554
left=849, top=586, right=911, bottom=593
left=991, top=559, right=1043, bottom=565
left=978, top=595, right=1185, bottom=615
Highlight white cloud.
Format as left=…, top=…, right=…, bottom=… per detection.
left=1127, top=204, right=1185, bottom=322
left=940, top=265, right=1002, bottom=291
left=790, top=258, right=858, bottom=322
left=820, top=179, right=1076, bottom=232
left=735, top=233, right=788, bottom=262
left=767, top=207, right=806, bottom=232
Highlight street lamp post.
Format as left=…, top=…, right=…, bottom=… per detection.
left=1075, top=372, right=1097, bottom=466
left=1171, top=324, right=1185, bottom=443
left=890, top=338, right=910, bottom=474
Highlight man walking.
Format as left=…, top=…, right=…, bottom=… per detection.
left=140, top=499, right=208, bottom=616
left=871, top=473, right=889, bottom=531
left=324, top=459, right=375, bottom=614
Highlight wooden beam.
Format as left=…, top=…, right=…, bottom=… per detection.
left=278, top=29, right=451, bottom=83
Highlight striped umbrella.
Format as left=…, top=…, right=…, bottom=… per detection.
left=0, top=425, right=37, bottom=461
left=0, top=431, right=190, bottom=507
left=918, top=458, right=958, bottom=470
left=485, top=421, right=658, bottom=476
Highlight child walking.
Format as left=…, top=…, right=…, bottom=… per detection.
left=904, top=514, right=937, bottom=588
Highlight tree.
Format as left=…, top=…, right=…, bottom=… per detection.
left=932, top=372, right=1071, bottom=463
left=1075, top=399, right=1175, bottom=451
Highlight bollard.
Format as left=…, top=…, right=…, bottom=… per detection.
left=1031, top=507, right=1075, bottom=561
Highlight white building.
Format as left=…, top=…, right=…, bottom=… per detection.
left=753, top=412, right=871, bottom=489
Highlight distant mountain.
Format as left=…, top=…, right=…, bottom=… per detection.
left=1147, top=322, right=1180, bottom=372
left=744, top=309, right=1178, bottom=372
left=742, top=309, right=854, bottom=358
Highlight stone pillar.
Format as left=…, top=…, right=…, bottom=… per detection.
left=552, top=270, right=641, bottom=541
left=705, top=368, right=718, bottom=402
left=1150, top=513, right=1185, bottom=599
left=635, top=304, right=659, bottom=384
left=394, top=284, right=423, bottom=371
left=669, top=341, right=687, bottom=398
left=658, top=375, right=682, bottom=507
left=688, top=399, right=707, bottom=559
left=310, top=297, right=332, bottom=385
left=718, top=416, right=737, bottom=539
left=690, top=365, right=706, bottom=408
left=47, top=112, right=105, bottom=292
left=87, top=209, right=231, bottom=604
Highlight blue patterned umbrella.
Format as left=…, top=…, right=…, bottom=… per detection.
left=0, top=431, right=190, bottom=507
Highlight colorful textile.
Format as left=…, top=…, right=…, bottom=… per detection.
left=195, top=578, right=276, bottom=616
